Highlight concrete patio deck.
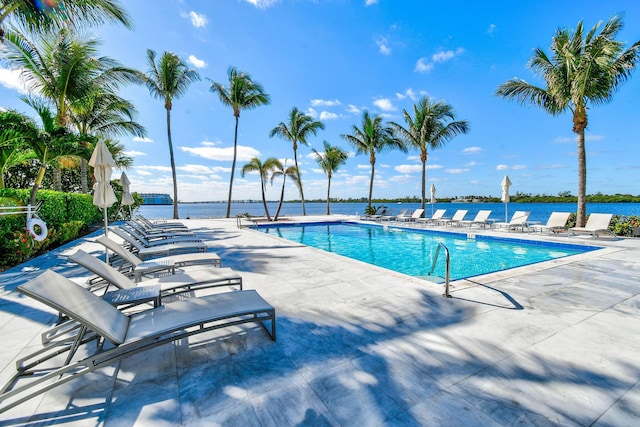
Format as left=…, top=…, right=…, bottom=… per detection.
left=1, top=215, right=639, bottom=426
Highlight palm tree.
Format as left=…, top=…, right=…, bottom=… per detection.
left=341, top=111, right=406, bottom=210
left=209, top=67, right=270, bottom=218
left=0, top=110, right=38, bottom=188
left=312, top=141, right=348, bottom=215
left=496, top=16, right=640, bottom=226
left=270, top=159, right=300, bottom=221
left=269, top=107, right=324, bottom=216
left=145, top=49, right=200, bottom=219
left=0, top=0, right=131, bottom=41
left=241, top=157, right=280, bottom=221
left=391, top=97, right=469, bottom=211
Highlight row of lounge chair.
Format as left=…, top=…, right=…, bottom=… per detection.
left=0, top=216, right=276, bottom=414
left=362, top=208, right=616, bottom=238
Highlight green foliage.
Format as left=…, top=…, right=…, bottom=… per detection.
left=612, top=215, right=640, bottom=237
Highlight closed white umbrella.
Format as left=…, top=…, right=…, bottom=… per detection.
left=120, top=171, right=135, bottom=218
left=89, top=141, right=117, bottom=261
left=501, top=175, right=512, bottom=222
left=430, top=183, right=436, bottom=216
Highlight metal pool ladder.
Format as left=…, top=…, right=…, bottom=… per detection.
left=428, top=242, right=452, bottom=298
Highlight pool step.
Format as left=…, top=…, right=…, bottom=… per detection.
left=418, top=275, right=445, bottom=284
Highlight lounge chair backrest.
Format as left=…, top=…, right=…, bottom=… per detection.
left=451, top=210, right=468, bottom=221
left=473, top=210, right=491, bottom=222
left=412, top=209, right=425, bottom=219
left=96, top=236, right=142, bottom=267
left=584, top=213, right=613, bottom=230
left=68, top=250, right=136, bottom=290
left=509, top=211, right=530, bottom=224
left=18, top=270, right=129, bottom=345
left=396, top=209, right=408, bottom=218
left=431, top=209, right=446, bottom=220
left=546, top=212, right=571, bottom=227
left=119, top=225, right=152, bottom=245
left=110, top=227, right=144, bottom=250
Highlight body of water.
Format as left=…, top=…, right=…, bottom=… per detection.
left=139, top=201, right=640, bottom=222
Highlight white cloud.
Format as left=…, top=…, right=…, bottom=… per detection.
left=555, top=134, right=604, bottom=143
left=244, top=0, right=280, bottom=8
left=123, top=150, right=146, bottom=157
left=188, top=55, right=207, bottom=68
left=188, top=11, right=207, bottom=28
left=415, top=48, right=464, bottom=73
left=356, top=164, right=371, bottom=170
left=414, top=58, right=434, bottom=73
left=180, top=144, right=260, bottom=162
left=0, top=67, right=27, bottom=94
left=346, top=104, right=361, bottom=114
left=319, top=111, right=339, bottom=120
left=389, top=174, right=412, bottom=182
left=365, top=0, right=379, bottom=5
left=136, top=170, right=153, bottom=176
left=446, top=168, right=469, bottom=174
left=311, top=99, right=341, bottom=107
left=512, top=164, right=527, bottom=170
left=462, top=146, right=483, bottom=154
left=137, top=165, right=172, bottom=173
left=376, top=37, right=391, bottom=55
left=395, top=164, right=421, bottom=174
left=406, top=155, right=420, bottom=161
left=133, top=136, right=154, bottom=143
left=496, top=164, right=509, bottom=170
left=373, top=98, right=395, bottom=111
left=395, top=88, right=417, bottom=101
left=495, top=164, right=526, bottom=170
left=466, top=161, right=478, bottom=167
left=306, top=107, right=318, bottom=119
left=177, top=164, right=226, bottom=174
left=488, top=24, right=496, bottom=34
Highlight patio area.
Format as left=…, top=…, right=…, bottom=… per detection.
left=1, top=216, right=639, bottom=426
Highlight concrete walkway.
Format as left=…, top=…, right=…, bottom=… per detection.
left=1, top=216, right=639, bottom=426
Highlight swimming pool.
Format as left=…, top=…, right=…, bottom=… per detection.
left=259, top=222, right=600, bottom=281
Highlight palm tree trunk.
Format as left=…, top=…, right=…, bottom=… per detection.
left=29, top=165, right=47, bottom=206
left=260, top=178, right=271, bottom=221
left=166, top=108, right=179, bottom=219
left=326, top=175, right=331, bottom=215
left=368, top=160, right=375, bottom=208
left=577, top=130, right=587, bottom=227
left=274, top=175, right=286, bottom=221
left=226, top=116, right=239, bottom=218
left=293, top=148, right=306, bottom=215
left=81, top=158, right=88, bottom=193
left=421, top=159, right=427, bottom=211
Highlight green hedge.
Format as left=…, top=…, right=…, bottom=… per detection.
left=0, top=189, right=103, bottom=269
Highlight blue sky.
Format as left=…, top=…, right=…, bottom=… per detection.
left=1, top=0, right=640, bottom=202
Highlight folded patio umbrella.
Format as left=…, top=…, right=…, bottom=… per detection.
left=120, top=171, right=135, bottom=218
left=89, top=140, right=117, bottom=262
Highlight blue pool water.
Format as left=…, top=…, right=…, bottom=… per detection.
left=259, top=222, right=600, bottom=281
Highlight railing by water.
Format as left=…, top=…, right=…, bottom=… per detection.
left=428, top=242, right=451, bottom=298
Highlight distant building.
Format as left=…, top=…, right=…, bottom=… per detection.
left=140, top=193, right=173, bottom=205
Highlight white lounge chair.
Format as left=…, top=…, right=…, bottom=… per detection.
left=110, top=227, right=208, bottom=260
left=119, top=224, right=203, bottom=245
left=458, top=210, right=492, bottom=228
left=532, top=212, right=571, bottom=234
left=382, top=208, right=408, bottom=222
left=68, top=250, right=242, bottom=298
left=96, top=236, right=222, bottom=282
left=0, top=270, right=275, bottom=413
left=493, top=211, right=531, bottom=232
left=399, top=208, right=425, bottom=223
left=441, top=209, right=468, bottom=227
left=568, top=213, right=615, bottom=238
left=418, top=209, right=446, bottom=226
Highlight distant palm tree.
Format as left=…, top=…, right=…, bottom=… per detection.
left=145, top=49, right=200, bottom=219
left=270, top=159, right=300, bottom=221
left=241, top=157, right=280, bottom=221
left=496, top=16, right=640, bottom=226
left=210, top=67, right=270, bottom=218
left=391, top=97, right=469, bottom=211
left=269, top=107, right=324, bottom=216
left=341, top=111, right=406, bottom=210
left=312, top=141, right=348, bottom=215
left=0, top=0, right=131, bottom=41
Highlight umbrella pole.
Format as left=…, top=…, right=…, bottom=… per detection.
left=103, top=208, right=109, bottom=264
left=505, top=202, right=508, bottom=223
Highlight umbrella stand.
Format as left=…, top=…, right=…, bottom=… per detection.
left=103, top=208, right=109, bottom=263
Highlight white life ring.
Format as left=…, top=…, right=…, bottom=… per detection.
left=27, top=218, right=48, bottom=242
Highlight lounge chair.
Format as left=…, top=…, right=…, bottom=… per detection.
left=568, top=213, right=615, bottom=238
left=441, top=209, right=468, bottom=227
left=532, top=212, right=571, bottom=234
left=135, top=214, right=189, bottom=231
left=493, top=211, right=531, bottom=232
left=399, top=208, right=425, bottom=223
left=125, top=220, right=196, bottom=238
left=119, top=224, right=203, bottom=246
left=0, top=270, right=275, bottom=413
left=360, top=206, right=385, bottom=221
left=382, top=208, right=408, bottom=222
left=110, top=227, right=208, bottom=260
left=68, top=250, right=242, bottom=298
left=96, top=236, right=222, bottom=282
left=458, top=210, right=492, bottom=228
left=417, top=209, right=446, bottom=226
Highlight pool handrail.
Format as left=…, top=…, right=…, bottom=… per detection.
left=428, top=242, right=451, bottom=298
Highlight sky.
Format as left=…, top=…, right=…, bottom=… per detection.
left=1, top=0, right=640, bottom=203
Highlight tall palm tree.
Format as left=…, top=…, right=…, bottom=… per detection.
left=312, top=141, right=348, bottom=215
left=241, top=157, right=280, bottom=221
left=0, top=0, right=131, bottom=41
left=496, top=16, right=640, bottom=227
left=391, top=97, right=469, bottom=211
left=145, top=49, right=200, bottom=219
left=341, top=111, right=406, bottom=210
left=269, top=107, right=324, bottom=216
left=270, top=159, right=300, bottom=221
left=209, top=67, right=270, bottom=218
left=0, top=110, right=38, bottom=188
